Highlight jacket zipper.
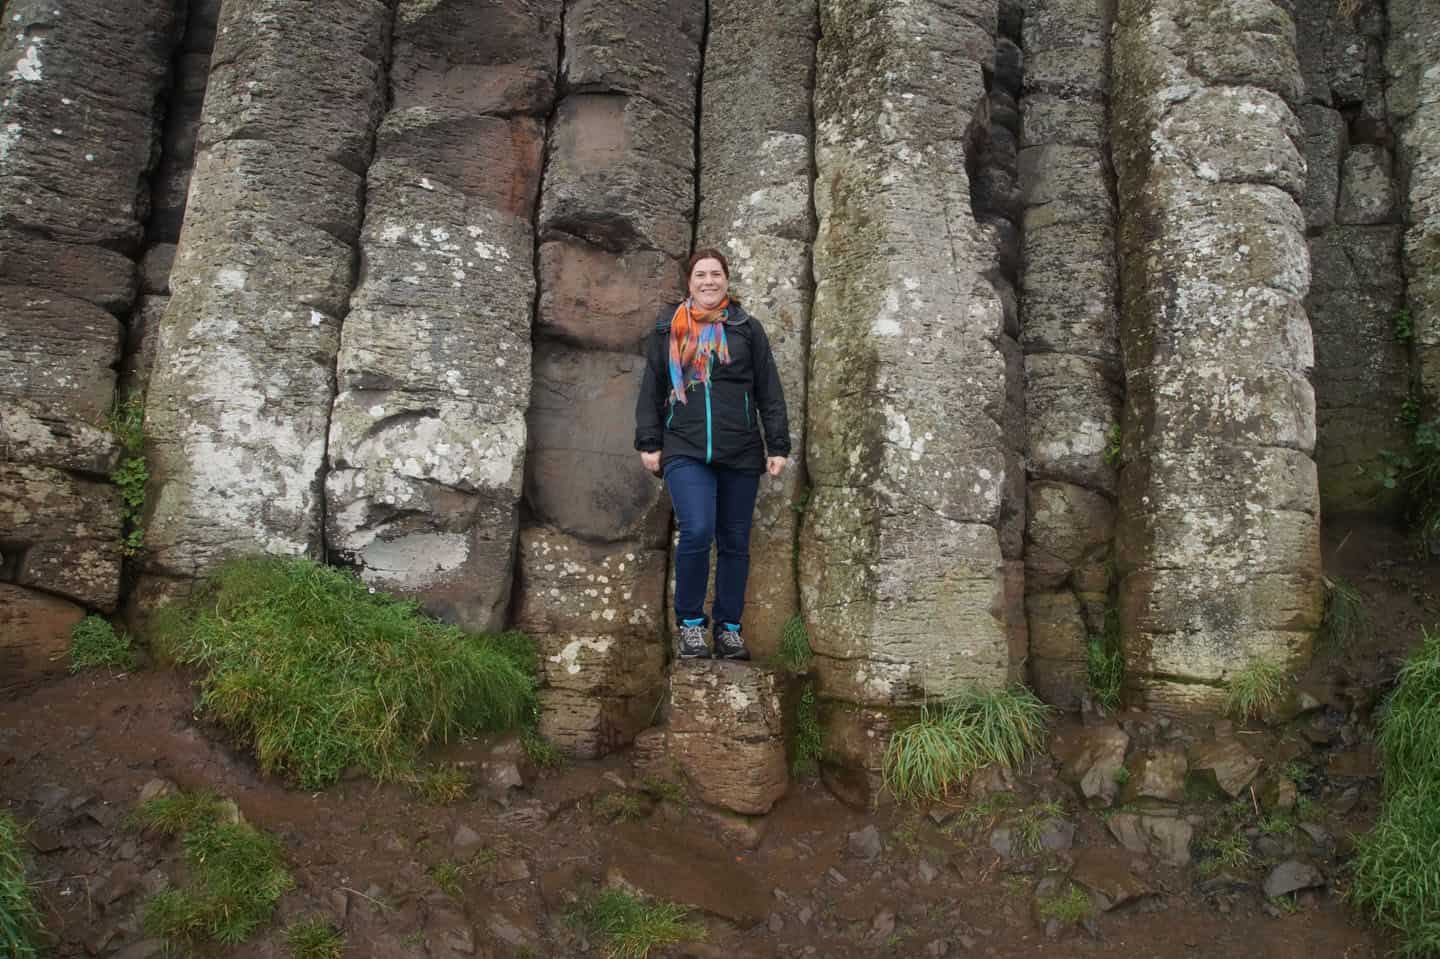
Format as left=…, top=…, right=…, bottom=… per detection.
left=704, top=380, right=713, bottom=463
left=745, top=392, right=750, bottom=428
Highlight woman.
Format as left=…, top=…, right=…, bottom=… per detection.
left=634, top=249, right=790, bottom=661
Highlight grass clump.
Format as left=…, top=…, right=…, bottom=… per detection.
left=285, top=916, right=344, bottom=959
left=1224, top=657, right=1289, bottom=721
left=1085, top=607, right=1123, bottom=710
left=1, top=813, right=43, bottom=959
left=593, top=792, right=647, bottom=824
left=775, top=615, right=813, bottom=674
left=521, top=728, right=563, bottom=769
left=640, top=776, right=687, bottom=808
left=130, top=791, right=227, bottom=836
left=151, top=556, right=537, bottom=787
left=570, top=888, right=705, bottom=959
left=1036, top=883, right=1091, bottom=924
left=1351, top=628, right=1440, bottom=957
left=1319, top=577, right=1368, bottom=651
left=883, top=686, right=1050, bottom=803
left=70, top=614, right=135, bottom=672
left=142, top=796, right=292, bottom=947
left=1197, top=833, right=1256, bottom=876
left=1381, top=417, right=1440, bottom=556
left=791, top=681, right=824, bottom=777
left=413, top=764, right=471, bottom=805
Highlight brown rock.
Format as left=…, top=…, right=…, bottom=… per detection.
left=0, top=584, right=86, bottom=696
left=139, top=245, right=177, bottom=296
left=0, top=286, right=122, bottom=427
left=0, top=234, right=136, bottom=312
left=0, top=400, right=121, bottom=476
left=1060, top=724, right=1130, bottom=806
left=1258, top=775, right=1298, bottom=812
left=605, top=827, right=769, bottom=924
left=1071, top=847, right=1153, bottom=911
left=1188, top=739, right=1263, bottom=798
left=0, top=464, right=124, bottom=610
left=1121, top=746, right=1188, bottom=804
left=668, top=661, right=788, bottom=815
left=536, top=240, right=680, bottom=352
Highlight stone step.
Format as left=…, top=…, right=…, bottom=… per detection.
left=640, top=659, right=789, bottom=816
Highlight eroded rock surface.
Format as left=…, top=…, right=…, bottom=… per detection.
left=1111, top=0, right=1323, bottom=713
left=666, top=661, right=788, bottom=815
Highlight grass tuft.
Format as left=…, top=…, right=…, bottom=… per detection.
left=1036, top=883, right=1091, bottom=924
left=775, top=615, right=813, bottom=674
left=570, top=888, right=705, bottom=959
left=142, top=796, right=292, bottom=947
left=70, top=615, right=135, bottom=672
left=1319, top=577, right=1368, bottom=651
left=1224, top=657, right=1289, bottom=721
left=1197, top=832, right=1256, bottom=876
left=413, top=765, right=471, bottom=805
left=151, top=556, right=537, bottom=787
left=883, top=686, right=1050, bottom=803
left=521, top=729, right=563, bottom=769
left=791, top=681, right=824, bottom=777
left=129, top=791, right=227, bottom=836
left=0, top=813, right=42, bottom=959
left=285, top=916, right=344, bottom=959
left=1351, top=628, right=1440, bottom=957
left=593, top=792, right=647, bottom=824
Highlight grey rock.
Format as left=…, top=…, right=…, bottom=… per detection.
left=1038, top=818, right=1077, bottom=852
left=1298, top=104, right=1346, bottom=228
left=917, top=859, right=939, bottom=883
left=138, top=779, right=178, bottom=804
left=871, top=909, right=896, bottom=939
left=1121, top=746, right=1188, bottom=804
left=0, top=465, right=123, bottom=611
left=1337, top=144, right=1396, bottom=224
left=989, top=826, right=1016, bottom=859
left=1071, top=847, right=1153, bottom=911
left=803, top=0, right=1017, bottom=714
left=452, top=824, right=484, bottom=854
left=1062, top=724, right=1130, bottom=806
left=1263, top=860, right=1324, bottom=898
left=1188, top=739, right=1263, bottom=798
left=141, top=0, right=394, bottom=593
left=664, top=661, right=788, bottom=815
left=849, top=825, right=883, bottom=861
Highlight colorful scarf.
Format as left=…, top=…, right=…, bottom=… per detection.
left=667, top=297, right=731, bottom=404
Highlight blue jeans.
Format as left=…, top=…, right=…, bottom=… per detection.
left=664, top=456, right=761, bottom=631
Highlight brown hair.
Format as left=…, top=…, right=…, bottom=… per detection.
left=687, top=248, right=729, bottom=278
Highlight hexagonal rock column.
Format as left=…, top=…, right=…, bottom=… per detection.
left=1386, top=0, right=1440, bottom=405
left=513, top=528, right=668, bottom=758
left=659, top=662, right=788, bottom=815
left=684, top=0, right=817, bottom=658
left=1018, top=0, right=1122, bottom=707
left=323, top=0, right=562, bottom=632
left=802, top=0, right=1018, bottom=711
left=0, top=0, right=178, bottom=684
left=139, top=0, right=394, bottom=608
left=520, top=0, right=702, bottom=756
left=1111, top=0, right=1322, bottom=713
left=1292, top=0, right=1408, bottom=514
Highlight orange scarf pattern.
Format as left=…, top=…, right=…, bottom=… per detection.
left=668, top=297, right=731, bottom=404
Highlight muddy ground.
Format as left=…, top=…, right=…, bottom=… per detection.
left=1, top=518, right=1434, bottom=959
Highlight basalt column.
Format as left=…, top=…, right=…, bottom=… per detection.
left=1295, top=0, right=1408, bottom=515
left=0, top=0, right=178, bottom=690
left=1387, top=0, right=1440, bottom=408
left=1112, top=0, right=1323, bottom=713
left=515, top=0, right=703, bottom=758
left=139, top=0, right=394, bottom=606
left=804, top=0, right=1019, bottom=799
left=692, top=0, right=818, bottom=657
left=124, top=0, right=224, bottom=396
left=1018, top=0, right=1122, bottom=707
left=324, top=0, right=562, bottom=631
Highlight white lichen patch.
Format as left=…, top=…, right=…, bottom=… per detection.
left=10, top=42, right=42, bottom=82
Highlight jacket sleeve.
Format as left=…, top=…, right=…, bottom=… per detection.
left=751, top=319, right=791, bottom=458
left=634, top=323, right=668, bottom=453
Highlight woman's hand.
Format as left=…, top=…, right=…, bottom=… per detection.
left=766, top=456, right=787, bottom=477
left=640, top=450, right=661, bottom=474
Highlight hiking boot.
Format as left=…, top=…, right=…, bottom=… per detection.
left=677, top=618, right=711, bottom=659
left=714, top=622, right=751, bottom=661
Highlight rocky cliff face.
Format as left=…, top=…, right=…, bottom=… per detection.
left=1, top=0, right=1430, bottom=785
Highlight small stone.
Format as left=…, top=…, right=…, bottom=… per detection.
left=1258, top=776, right=1298, bottom=812
left=1332, top=785, right=1362, bottom=815
left=1060, top=724, right=1130, bottom=807
left=1263, top=860, right=1324, bottom=898
left=872, top=909, right=896, bottom=938
left=137, top=779, right=178, bottom=804
left=989, top=826, right=1016, bottom=859
left=1037, top=819, right=1076, bottom=852
left=826, top=867, right=848, bottom=885
left=797, top=906, right=813, bottom=924
left=26, top=829, right=64, bottom=853
left=495, top=858, right=531, bottom=884
left=1299, top=823, right=1332, bottom=847
left=917, top=859, right=939, bottom=883
left=958, top=934, right=977, bottom=949
left=452, top=824, right=484, bottom=854
left=482, top=762, right=525, bottom=792
left=768, top=912, right=785, bottom=933
left=849, top=825, right=882, bottom=860
left=925, top=940, right=950, bottom=957
left=1121, top=746, right=1188, bottom=804
left=1187, top=739, right=1262, bottom=798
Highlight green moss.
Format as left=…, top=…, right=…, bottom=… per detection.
left=569, top=888, right=705, bottom=959
left=775, top=614, right=813, bottom=674
left=70, top=615, right=135, bottom=672
left=284, top=917, right=344, bottom=959
left=791, top=681, right=824, bottom=777
left=108, top=391, right=147, bottom=556
left=151, top=556, right=537, bottom=787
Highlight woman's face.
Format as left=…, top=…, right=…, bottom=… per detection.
left=688, top=258, right=729, bottom=310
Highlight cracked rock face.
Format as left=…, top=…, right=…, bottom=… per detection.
left=1111, top=0, right=1322, bottom=713
left=802, top=0, right=1016, bottom=713
left=324, top=0, right=561, bottom=632
left=665, top=661, right=788, bottom=815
